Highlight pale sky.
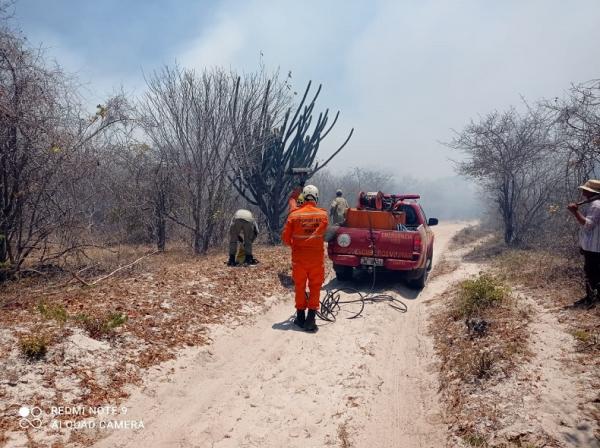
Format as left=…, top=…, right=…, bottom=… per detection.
left=14, top=0, right=600, bottom=179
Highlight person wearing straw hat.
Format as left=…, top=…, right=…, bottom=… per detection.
left=567, top=179, right=600, bottom=307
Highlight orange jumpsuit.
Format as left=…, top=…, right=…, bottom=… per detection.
left=281, top=201, right=329, bottom=311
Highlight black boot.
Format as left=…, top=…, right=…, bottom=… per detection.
left=293, top=309, right=306, bottom=328
left=227, top=254, right=237, bottom=266
left=244, top=254, right=259, bottom=265
left=304, top=309, right=318, bottom=332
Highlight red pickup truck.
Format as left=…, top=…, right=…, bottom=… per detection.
left=327, top=192, right=438, bottom=289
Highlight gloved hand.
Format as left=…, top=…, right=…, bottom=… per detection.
left=290, top=186, right=302, bottom=200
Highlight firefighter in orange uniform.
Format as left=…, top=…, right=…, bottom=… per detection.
left=282, top=185, right=329, bottom=332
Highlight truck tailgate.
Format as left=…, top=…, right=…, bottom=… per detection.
left=331, top=227, right=418, bottom=260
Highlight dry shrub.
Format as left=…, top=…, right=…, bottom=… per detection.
left=72, top=245, right=153, bottom=272
left=433, top=276, right=526, bottom=385
left=471, top=349, right=496, bottom=379
left=37, top=301, right=68, bottom=324
left=571, top=328, right=600, bottom=352
left=76, top=311, right=127, bottom=339
left=453, top=274, right=509, bottom=319
left=463, top=432, right=489, bottom=447
left=18, top=331, right=51, bottom=360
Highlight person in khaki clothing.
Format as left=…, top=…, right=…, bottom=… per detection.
left=330, top=189, right=349, bottom=225
left=227, top=209, right=259, bottom=266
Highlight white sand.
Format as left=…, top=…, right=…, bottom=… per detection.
left=92, top=222, right=466, bottom=448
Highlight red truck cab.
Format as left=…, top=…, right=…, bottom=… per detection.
left=327, top=192, right=438, bottom=289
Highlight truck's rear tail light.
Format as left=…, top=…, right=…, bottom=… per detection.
left=413, top=235, right=422, bottom=252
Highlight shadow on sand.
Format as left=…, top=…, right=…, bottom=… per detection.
left=323, top=269, right=421, bottom=302
left=271, top=315, right=323, bottom=333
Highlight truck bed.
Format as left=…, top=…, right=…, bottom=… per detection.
left=327, top=195, right=437, bottom=287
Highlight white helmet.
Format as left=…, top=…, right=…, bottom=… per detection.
left=302, top=184, right=319, bottom=202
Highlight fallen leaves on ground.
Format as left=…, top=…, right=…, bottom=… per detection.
left=0, top=245, right=293, bottom=446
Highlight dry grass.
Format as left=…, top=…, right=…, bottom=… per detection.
left=450, top=224, right=492, bottom=250
left=492, top=248, right=600, bottom=354
left=457, top=233, right=584, bottom=301
left=430, top=273, right=531, bottom=446
left=0, top=244, right=293, bottom=445
left=462, top=432, right=489, bottom=447
left=492, top=249, right=583, bottom=297
left=462, top=236, right=506, bottom=262
left=429, top=255, right=460, bottom=280
left=37, top=301, right=69, bottom=324
left=447, top=240, right=600, bottom=445
left=337, top=422, right=352, bottom=448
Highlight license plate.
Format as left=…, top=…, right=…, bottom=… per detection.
left=361, top=257, right=383, bottom=266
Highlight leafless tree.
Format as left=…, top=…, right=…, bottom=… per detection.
left=545, top=80, right=600, bottom=192
left=0, top=0, right=14, bottom=20
left=0, top=26, right=129, bottom=279
left=449, top=106, right=559, bottom=246
left=140, top=66, right=243, bottom=254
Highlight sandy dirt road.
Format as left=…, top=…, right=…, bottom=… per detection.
left=94, top=222, right=468, bottom=448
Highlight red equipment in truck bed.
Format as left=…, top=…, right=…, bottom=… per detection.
left=327, top=191, right=437, bottom=289
left=344, top=208, right=405, bottom=230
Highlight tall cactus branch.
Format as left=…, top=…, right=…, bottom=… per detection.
left=229, top=80, right=353, bottom=243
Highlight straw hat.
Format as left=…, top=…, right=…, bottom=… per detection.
left=578, top=179, right=600, bottom=194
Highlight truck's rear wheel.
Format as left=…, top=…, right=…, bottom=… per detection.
left=334, top=265, right=353, bottom=281
left=409, top=267, right=428, bottom=290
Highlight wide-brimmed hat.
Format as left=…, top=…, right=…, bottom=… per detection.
left=578, top=179, right=600, bottom=194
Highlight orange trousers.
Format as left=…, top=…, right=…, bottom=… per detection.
left=292, top=258, right=324, bottom=311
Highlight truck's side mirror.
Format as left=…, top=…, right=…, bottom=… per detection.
left=428, top=218, right=438, bottom=226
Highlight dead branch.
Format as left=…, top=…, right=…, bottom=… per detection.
left=89, top=250, right=159, bottom=285
left=68, top=266, right=92, bottom=287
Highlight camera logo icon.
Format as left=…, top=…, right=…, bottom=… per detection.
left=18, top=406, right=43, bottom=428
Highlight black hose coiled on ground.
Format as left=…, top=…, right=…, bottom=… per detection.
left=317, top=262, right=408, bottom=322
left=317, top=285, right=408, bottom=322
